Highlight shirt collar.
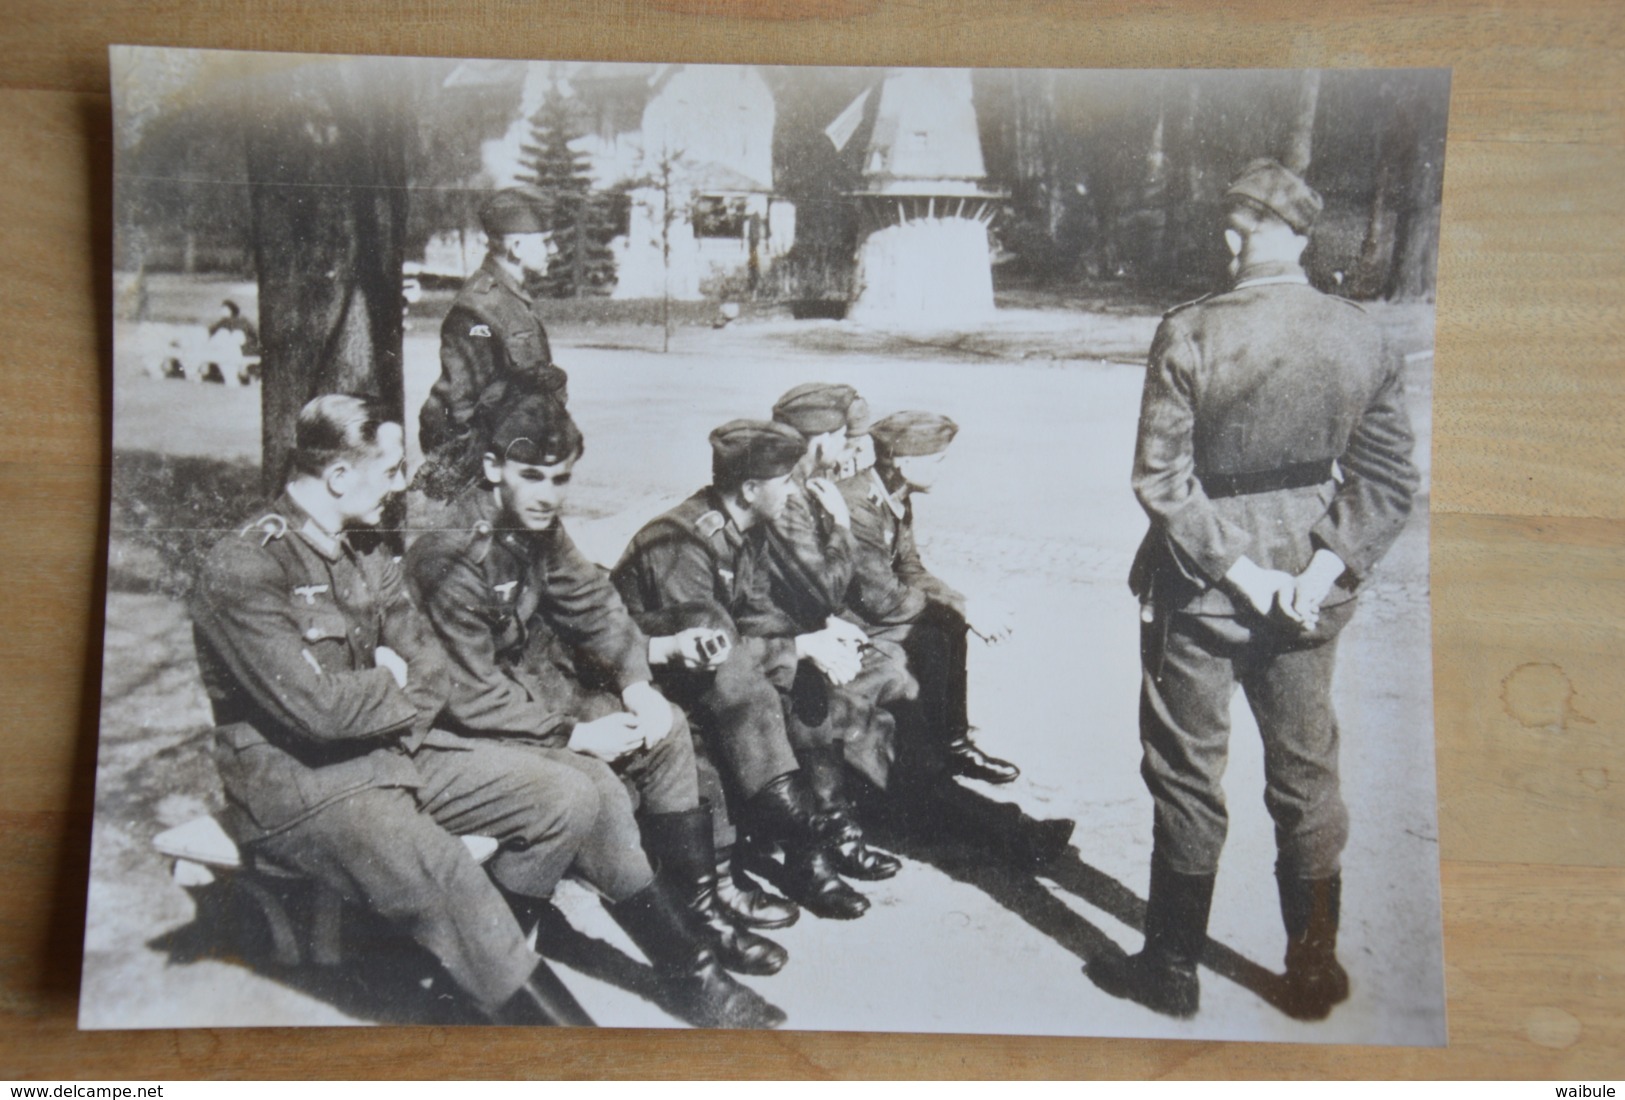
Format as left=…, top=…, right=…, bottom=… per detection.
left=1232, top=260, right=1310, bottom=291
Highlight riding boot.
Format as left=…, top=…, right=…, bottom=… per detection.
left=1277, top=872, right=1350, bottom=1020
left=803, top=742, right=901, bottom=881
left=603, top=878, right=786, bottom=1029
left=716, top=854, right=800, bottom=930
left=642, top=807, right=789, bottom=976
left=489, top=959, right=596, bottom=1027
left=1086, top=857, right=1216, bottom=1019
left=742, top=772, right=869, bottom=920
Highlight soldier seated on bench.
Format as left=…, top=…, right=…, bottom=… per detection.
left=404, top=391, right=788, bottom=979
left=189, top=393, right=782, bottom=1030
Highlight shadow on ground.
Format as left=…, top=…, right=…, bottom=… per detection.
left=864, top=788, right=1300, bottom=1020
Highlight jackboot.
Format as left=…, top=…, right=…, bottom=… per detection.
left=642, top=807, right=789, bottom=976
left=489, top=959, right=596, bottom=1027
left=716, top=856, right=800, bottom=930
left=604, top=879, right=786, bottom=1029
left=1277, top=872, right=1350, bottom=1021
left=1086, top=857, right=1215, bottom=1018
left=803, top=742, right=901, bottom=882
left=743, top=772, right=869, bottom=920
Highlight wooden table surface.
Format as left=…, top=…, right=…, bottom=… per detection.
left=1, top=0, right=1620, bottom=1080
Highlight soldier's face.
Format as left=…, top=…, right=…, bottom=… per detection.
left=488, top=453, right=575, bottom=531
left=334, top=423, right=406, bottom=527
left=894, top=451, right=947, bottom=493
left=505, top=231, right=557, bottom=276
left=744, top=473, right=794, bottom=524
left=810, top=427, right=848, bottom=470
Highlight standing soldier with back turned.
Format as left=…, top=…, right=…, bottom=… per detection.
left=1087, top=158, right=1418, bottom=1021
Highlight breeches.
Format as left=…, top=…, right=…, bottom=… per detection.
left=251, top=738, right=601, bottom=1012
left=564, top=688, right=702, bottom=816
left=641, top=611, right=801, bottom=801
left=1138, top=603, right=1355, bottom=879
left=519, top=744, right=657, bottom=903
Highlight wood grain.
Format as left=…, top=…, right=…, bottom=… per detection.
left=0, top=0, right=1621, bottom=1079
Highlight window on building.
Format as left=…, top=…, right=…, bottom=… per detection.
left=692, top=195, right=748, bottom=239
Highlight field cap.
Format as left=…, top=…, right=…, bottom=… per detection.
left=1223, top=158, right=1323, bottom=234
left=480, top=188, right=552, bottom=235
left=871, top=411, right=958, bottom=458
left=710, top=419, right=807, bottom=483
left=772, top=382, right=857, bottom=436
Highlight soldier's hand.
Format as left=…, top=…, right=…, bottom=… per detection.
left=657, top=627, right=732, bottom=670
left=1224, top=557, right=1297, bottom=620
left=796, top=628, right=862, bottom=686
left=374, top=645, right=409, bottom=688
left=805, top=477, right=851, bottom=530
left=824, top=616, right=870, bottom=649
left=621, top=680, right=675, bottom=747
left=569, top=713, right=645, bottom=761
left=966, top=599, right=1015, bottom=645
left=1287, top=549, right=1348, bottom=632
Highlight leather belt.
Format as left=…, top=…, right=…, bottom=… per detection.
left=1200, top=459, right=1334, bottom=499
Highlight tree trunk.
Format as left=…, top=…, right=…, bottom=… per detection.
left=1386, top=83, right=1449, bottom=301
left=245, top=59, right=412, bottom=495
left=1283, top=70, right=1321, bottom=176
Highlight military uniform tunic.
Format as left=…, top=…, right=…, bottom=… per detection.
left=406, top=490, right=700, bottom=843
left=836, top=467, right=978, bottom=786
left=612, top=490, right=803, bottom=798
left=190, top=493, right=604, bottom=1012
left=1129, top=259, right=1419, bottom=879
left=759, top=464, right=916, bottom=787
left=416, top=257, right=568, bottom=498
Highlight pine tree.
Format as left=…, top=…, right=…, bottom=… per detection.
left=516, top=86, right=618, bottom=298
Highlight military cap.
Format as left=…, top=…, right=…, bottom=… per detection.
left=480, top=188, right=552, bottom=235
left=845, top=394, right=872, bottom=437
left=772, top=382, right=857, bottom=436
left=486, top=392, right=583, bottom=467
left=709, top=419, right=806, bottom=483
left=1223, top=158, right=1323, bottom=234
left=871, top=411, right=959, bottom=458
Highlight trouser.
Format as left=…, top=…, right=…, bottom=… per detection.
left=553, top=684, right=702, bottom=817
left=636, top=604, right=801, bottom=802
left=251, top=737, right=600, bottom=1013
left=820, top=639, right=917, bottom=790
left=869, top=604, right=969, bottom=787
left=1138, top=600, right=1356, bottom=879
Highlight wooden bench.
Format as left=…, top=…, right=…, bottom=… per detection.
left=153, top=816, right=500, bottom=969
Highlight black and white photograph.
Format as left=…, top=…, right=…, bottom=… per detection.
left=87, top=45, right=1449, bottom=1043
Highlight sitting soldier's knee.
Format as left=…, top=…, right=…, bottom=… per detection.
left=543, top=766, right=603, bottom=838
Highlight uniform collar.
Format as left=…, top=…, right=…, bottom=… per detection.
left=275, top=490, right=348, bottom=562
left=1232, top=260, right=1310, bottom=291
left=703, top=487, right=751, bottom=544
left=481, top=254, right=534, bottom=304
left=870, top=469, right=907, bottom=520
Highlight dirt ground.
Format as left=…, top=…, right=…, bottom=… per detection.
left=82, top=280, right=1445, bottom=1044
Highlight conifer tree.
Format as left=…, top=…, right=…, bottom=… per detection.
left=516, top=86, right=618, bottom=297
